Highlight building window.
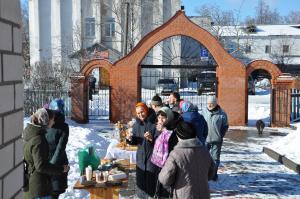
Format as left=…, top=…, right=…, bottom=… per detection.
left=283, top=45, right=289, bottom=53
left=265, top=45, right=271, bottom=54
left=85, top=17, right=95, bottom=37
left=104, top=18, right=115, bottom=37
left=245, top=45, right=251, bottom=53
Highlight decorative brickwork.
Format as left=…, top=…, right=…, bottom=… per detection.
left=73, top=11, right=291, bottom=126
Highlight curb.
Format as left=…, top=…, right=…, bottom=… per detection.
left=263, top=147, right=300, bottom=174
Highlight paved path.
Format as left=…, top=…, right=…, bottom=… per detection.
left=210, top=129, right=300, bottom=199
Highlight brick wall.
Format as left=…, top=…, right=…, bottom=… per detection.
left=0, top=0, right=24, bottom=198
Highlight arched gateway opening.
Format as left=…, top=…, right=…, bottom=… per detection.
left=72, top=10, right=247, bottom=125
left=246, top=60, right=282, bottom=126
left=140, top=35, right=217, bottom=111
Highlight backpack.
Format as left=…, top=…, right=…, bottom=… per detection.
left=151, top=130, right=172, bottom=168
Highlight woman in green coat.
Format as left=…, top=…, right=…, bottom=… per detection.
left=23, top=108, right=69, bottom=199
left=46, top=99, right=69, bottom=199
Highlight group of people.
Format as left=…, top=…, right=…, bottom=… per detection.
left=126, top=91, right=228, bottom=199
left=23, top=99, right=69, bottom=199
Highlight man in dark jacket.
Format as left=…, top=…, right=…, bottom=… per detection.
left=181, top=101, right=208, bottom=144
left=23, top=108, right=69, bottom=199
left=126, top=102, right=158, bottom=198
left=46, top=101, right=69, bottom=199
left=202, top=96, right=228, bottom=181
left=165, top=92, right=182, bottom=113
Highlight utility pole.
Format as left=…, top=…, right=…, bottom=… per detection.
left=123, top=2, right=130, bottom=56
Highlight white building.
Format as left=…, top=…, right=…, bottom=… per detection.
left=218, top=24, right=300, bottom=67
left=29, top=0, right=181, bottom=70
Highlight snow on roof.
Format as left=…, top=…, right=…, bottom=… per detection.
left=215, top=24, right=300, bottom=37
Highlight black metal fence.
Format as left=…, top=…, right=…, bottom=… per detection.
left=291, top=89, right=300, bottom=122
left=24, top=89, right=71, bottom=117
left=88, top=86, right=110, bottom=120
left=141, top=66, right=216, bottom=112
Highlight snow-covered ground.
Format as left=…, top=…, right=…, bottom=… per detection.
left=24, top=88, right=300, bottom=198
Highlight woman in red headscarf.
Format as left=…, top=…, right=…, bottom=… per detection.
left=126, top=102, right=158, bottom=198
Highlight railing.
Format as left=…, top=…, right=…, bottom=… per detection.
left=291, top=89, right=300, bottom=122
left=24, top=89, right=71, bottom=117
left=141, top=68, right=216, bottom=112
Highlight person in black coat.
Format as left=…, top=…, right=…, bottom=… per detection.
left=46, top=100, right=69, bottom=199
left=126, top=102, right=159, bottom=198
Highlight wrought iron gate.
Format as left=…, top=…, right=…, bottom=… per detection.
left=291, top=89, right=300, bottom=122
left=88, top=86, right=110, bottom=120
left=141, top=65, right=216, bottom=112
left=271, top=88, right=289, bottom=126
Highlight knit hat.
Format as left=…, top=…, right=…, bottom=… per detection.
left=158, top=107, right=174, bottom=122
left=175, top=121, right=196, bottom=139
left=207, top=95, right=217, bottom=106
left=32, top=108, right=49, bottom=126
left=181, top=101, right=193, bottom=113
left=49, top=99, right=65, bottom=114
left=151, top=94, right=162, bottom=106
left=135, top=102, right=149, bottom=116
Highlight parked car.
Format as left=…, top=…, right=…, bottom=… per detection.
left=155, top=79, right=178, bottom=96
left=248, top=75, right=255, bottom=95
left=197, top=71, right=216, bottom=95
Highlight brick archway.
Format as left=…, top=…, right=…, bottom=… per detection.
left=245, top=60, right=282, bottom=124
left=246, top=60, right=282, bottom=84
left=81, top=59, right=113, bottom=76
left=72, top=10, right=247, bottom=125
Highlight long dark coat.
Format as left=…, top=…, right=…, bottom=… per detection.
left=23, top=123, right=64, bottom=199
left=45, top=111, right=69, bottom=194
left=127, top=108, right=159, bottom=196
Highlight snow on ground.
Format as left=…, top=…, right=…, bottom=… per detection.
left=267, top=122, right=300, bottom=165
left=248, top=88, right=271, bottom=126
left=211, top=129, right=300, bottom=198
left=23, top=88, right=300, bottom=198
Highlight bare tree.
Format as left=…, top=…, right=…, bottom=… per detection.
left=270, top=36, right=295, bottom=67
left=21, top=1, right=31, bottom=87
left=285, top=10, right=300, bottom=24
left=196, top=5, right=235, bottom=40
left=101, top=0, right=164, bottom=54
left=255, top=0, right=283, bottom=25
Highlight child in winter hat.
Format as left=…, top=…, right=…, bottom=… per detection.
left=151, top=107, right=174, bottom=168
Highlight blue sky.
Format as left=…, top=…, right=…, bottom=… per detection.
left=181, top=0, right=300, bottom=20
left=21, top=0, right=300, bottom=21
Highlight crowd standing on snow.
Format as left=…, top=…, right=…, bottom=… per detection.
left=126, top=91, right=229, bottom=198
left=22, top=91, right=228, bottom=199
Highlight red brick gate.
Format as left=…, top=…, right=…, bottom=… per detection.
left=70, top=10, right=297, bottom=126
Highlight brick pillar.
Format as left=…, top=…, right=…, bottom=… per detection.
left=0, top=0, right=24, bottom=198
left=70, top=74, right=88, bottom=123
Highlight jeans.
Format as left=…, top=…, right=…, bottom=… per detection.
left=206, top=142, right=223, bottom=175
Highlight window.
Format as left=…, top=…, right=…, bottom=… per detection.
left=265, top=45, right=271, bottom=54
left=245, top=45, right=251, bottom=53
left=283, top=45, right=289, bottom=53
left=104, top=18, right=115, bottom=37
left=85, top=17, right=95, bottom=37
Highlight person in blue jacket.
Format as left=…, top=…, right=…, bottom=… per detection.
left=180, top=101, right=208, bottom=144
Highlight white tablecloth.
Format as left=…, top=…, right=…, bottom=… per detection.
left=104, top=139, right=137, bottom=164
